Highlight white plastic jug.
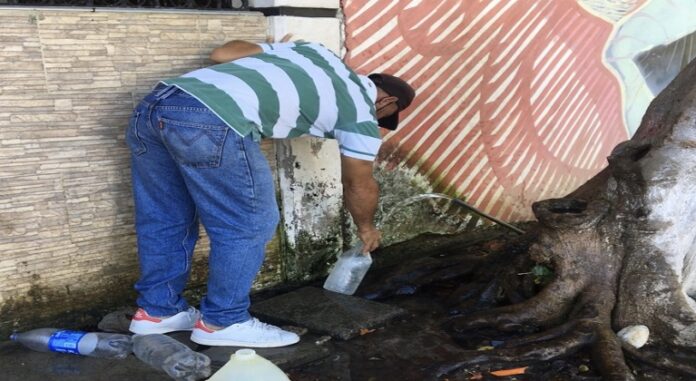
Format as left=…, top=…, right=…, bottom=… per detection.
left=207, top=348, right=290, bottom=381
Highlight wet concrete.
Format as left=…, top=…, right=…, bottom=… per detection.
left=1, top=233, right=692, bottom=380
left=199, top=331, right=332, bottom=372
left=0, top=276, right=595, bottom=381
left=250, top=286, right=406, bottom=340
left=0, top=340, right=171, bottom=381
left=0, top=270, right=467, bottom=381
left=0, top=324, right=332, bottom=381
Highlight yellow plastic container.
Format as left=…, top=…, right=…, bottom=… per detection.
left=207, top=348, right=290, bottom=381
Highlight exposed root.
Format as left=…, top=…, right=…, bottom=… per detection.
left=501, top=320, right=578, bottom=348
left=412, top=260, right=482, bottom=285
left=447, top=278, right=579, bottom=332
left=441, top=260, right=644, bottom=381
left=436, top=317, right=641, bottom=381
left=444, top=282, right=487, bottom=308
left=592, top=325, right=635, bottom=381
left=623, top=343, right=696, bottom=378
left=361, top=253, right=487, bottom=300
left=431, top=327, right=594, bottom=378
left=498, top=247, right=538, bottom=303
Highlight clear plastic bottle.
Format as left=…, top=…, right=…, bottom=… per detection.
left=132, top=334, right=211, bottom=381
left=323, top=243, right=373, bottom=295
left=208, top=348, right=290, bottom=381
left=9, top=328, right=132, bottom=359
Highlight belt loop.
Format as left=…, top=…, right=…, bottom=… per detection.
left=154, top=83, right=179, bottom=100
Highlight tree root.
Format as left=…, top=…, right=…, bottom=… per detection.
left=435, top=318, right=637, bottom=381
left=500, top=320, right=579, bottom=347
left=431, top=325, right=593, bottom=378
left=360, top=253, right=487, bottom=300
left=444, top=282, right=488, bottom=308
left=439, top=278, right=644, bottom=381
left=592, top=325, right=635, bottom=381
left=447, top=278, right=579, bottom=332
left=623, top=343, right=696, bottom=378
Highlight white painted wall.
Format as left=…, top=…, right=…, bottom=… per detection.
left=267, top=16, right=342, bottom=54
left=255, top=0, right=346, bottom=250
left=250, top=0, right=339, bottom=8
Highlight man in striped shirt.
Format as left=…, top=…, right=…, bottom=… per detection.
left=126, top=36, right=415, bottom=347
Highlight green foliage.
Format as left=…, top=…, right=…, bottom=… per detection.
left=531, top=264, right=554, bottom=285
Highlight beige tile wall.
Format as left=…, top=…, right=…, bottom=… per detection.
left=0, top=8, right=283, bottom=333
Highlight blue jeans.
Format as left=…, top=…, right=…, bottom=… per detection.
left=126, top=84, right=280, bottom=327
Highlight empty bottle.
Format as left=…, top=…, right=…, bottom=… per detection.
left=10, top=328, right=132, bottom=359
left=208, top=348, right=289, bottom=381
left=323, top=242, right=373, bottom=295
left=132, top=334, right=211, bottom=381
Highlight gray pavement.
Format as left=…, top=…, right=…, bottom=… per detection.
left=0, top=288, right=418, bottom=381
left=0, top=231, right=513, bottom=381
left=250, top=286, right=407, bottom=340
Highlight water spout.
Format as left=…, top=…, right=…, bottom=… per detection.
left=379, top=193, right=525, bottom=235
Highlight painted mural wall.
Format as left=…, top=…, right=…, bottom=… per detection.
left=343, top=0, right=696, bottom=221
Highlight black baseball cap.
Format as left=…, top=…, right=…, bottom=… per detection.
left=368, top=73, right=416, bottom=130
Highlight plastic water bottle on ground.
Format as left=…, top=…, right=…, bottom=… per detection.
left=132, top=334, right=211, bottom=381
left=9, top=328, right=132, bottom=359
left=323, top=242, right=373, bottom=295
left=208, top=348, right=290, bottom=381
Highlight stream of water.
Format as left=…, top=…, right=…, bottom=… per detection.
left=379, top=192, right=525, bottom=235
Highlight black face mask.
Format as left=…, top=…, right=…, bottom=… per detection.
left=368, top=73, right=416, bottom=130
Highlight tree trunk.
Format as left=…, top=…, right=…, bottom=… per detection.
left=427, top=58, right=696, bottom=380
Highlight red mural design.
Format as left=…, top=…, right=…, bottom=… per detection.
left=344, top=0, right=630, bottom=221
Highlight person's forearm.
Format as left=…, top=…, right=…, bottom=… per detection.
left=344, top=180, right=381, bottom=253
left=209, top=40, right=263, bottom=63
left=343, top=179, right=379, bottom=231
left=340, top=156, right=381, bottom=252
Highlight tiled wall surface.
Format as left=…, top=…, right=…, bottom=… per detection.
left=0, top=8, right=279, bottom=333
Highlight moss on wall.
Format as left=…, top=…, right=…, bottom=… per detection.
left=374, top=162, right=486, bottom=246
left=0, top=275, right=137, bottom=339
left=281, top=221, right=344, bottom=283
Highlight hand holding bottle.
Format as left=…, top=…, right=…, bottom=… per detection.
left=323, top=242, right=373, bottom=295
left=357, top=224, right=381, bottom=253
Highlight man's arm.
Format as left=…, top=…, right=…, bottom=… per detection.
left=209, top=34, right=294, bottom=63
left=341, top=155, right=381, bottom=253
left=209, top=40, right=263, bottom=63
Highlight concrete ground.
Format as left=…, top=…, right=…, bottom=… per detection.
left=0, top=285, right=460, bottom=381
left=0, top=232, right=503, bottom=381
left=1, top=267, right=489, bottom=381
left=1, top=231, right=643, bottom=381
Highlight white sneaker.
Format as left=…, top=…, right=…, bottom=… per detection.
left=190, top=317, right=300, bottom=347
left=129, top=307, right=199, bottom=335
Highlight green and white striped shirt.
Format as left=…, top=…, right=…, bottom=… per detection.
left=161, top=41, right=381, bottom=161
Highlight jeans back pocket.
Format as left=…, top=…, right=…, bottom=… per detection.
left=159, top=117, right=229, bottom=168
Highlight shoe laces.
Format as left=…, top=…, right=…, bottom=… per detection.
left=249, top=317, right=278, bottom=332
left=186, top=307, right=200, bottom=320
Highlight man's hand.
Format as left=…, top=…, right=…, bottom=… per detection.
left=357, top=225, right=381, bottom=254
left=265, top=33, right=293, bottom=43
left=210, top=34, right=295, bottom=63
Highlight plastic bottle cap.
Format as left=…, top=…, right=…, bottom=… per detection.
left=9, top=333, right=17, bottom=341
left=234, top=348, right=256, bottom=360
